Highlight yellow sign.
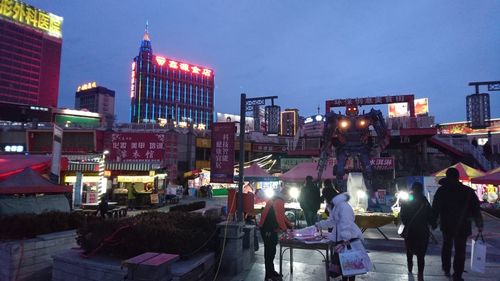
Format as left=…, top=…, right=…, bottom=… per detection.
left=0, top=0, right=63, bottom=38
left=117, top=175, right=154, bottom=183
left=77, top=82, right=97, bottom=92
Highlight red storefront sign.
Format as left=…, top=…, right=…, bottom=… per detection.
left=326, top=94, right=415, bottom=116
left=109, top=133, right=168, bottom=162
left=369, top=157, right=395, bottom=170
left=210, top=123, right=235, bottom=183
left=312, top=157, right=394, bottom=171
left=252, top=143, right=288, bottom=153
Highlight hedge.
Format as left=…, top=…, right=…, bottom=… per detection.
left=77, top=211, right=220, bottom=259
left=0, top=211, right=90, bottom=241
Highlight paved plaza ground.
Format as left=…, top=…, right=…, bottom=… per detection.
left=202, top=196, right=500, bottom=281
left=134, top=196, right=500, bottom=281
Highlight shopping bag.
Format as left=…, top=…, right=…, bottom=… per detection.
left=349, top=239, right=372, bottom=271
left=338, top=247, right=369, bottom=276
left=470, top=233, right=486, bottom=273
left=397, top=223, right=407, bottom=238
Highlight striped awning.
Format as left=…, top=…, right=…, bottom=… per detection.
left=67, top=162, right=99, bottom=172
left=105, top=162, right=163, bottom=171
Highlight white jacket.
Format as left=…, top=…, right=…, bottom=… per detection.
left=316, top=193, right=363, bottom=242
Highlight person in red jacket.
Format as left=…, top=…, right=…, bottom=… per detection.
left=258, top=187, right=293, bottom=281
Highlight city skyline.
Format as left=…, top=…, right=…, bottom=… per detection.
left=29, top=0, right=500, bottom=124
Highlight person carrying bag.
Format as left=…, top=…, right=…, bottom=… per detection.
left=316, top=188, right=369, bottom=281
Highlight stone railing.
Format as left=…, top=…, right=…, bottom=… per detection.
left=0, top=230, right=76, bottom=281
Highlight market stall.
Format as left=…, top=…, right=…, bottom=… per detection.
left=280, top=162, right=336, bottom=182
left=432, top=162, right=486, bottom=200
left=471, top=167, right=500, bottom=205
left=0, top=168, right=72, bottom=215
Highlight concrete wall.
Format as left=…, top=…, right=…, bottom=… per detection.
left=0, top=230, right=76, bottom=281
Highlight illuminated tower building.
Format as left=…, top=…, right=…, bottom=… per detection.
left=0, top=0, right=63, bottom=108
left=130, top=27, right=215, bottom=129
left=280, top=109, right=299, bottom=136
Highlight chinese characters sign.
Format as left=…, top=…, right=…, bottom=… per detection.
left=76, top=82, right=97, bottom=92
left=326, top=95, right=415, bottom=116
left=210, top=123, right=235, bottom=183
left=109, top=133, right=168, bottom=162
left=155, top=55, right=213, bottom=77
left=0, top=0, right=63, bottom=38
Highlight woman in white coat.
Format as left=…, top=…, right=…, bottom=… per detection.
left=316, top=188, right=363, bottom=281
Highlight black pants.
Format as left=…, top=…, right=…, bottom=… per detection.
left=405, top=235, right=429, bottom=275
left=261, top=230, right=278, bottom=278
left=441, top=231, right=467, bottom=280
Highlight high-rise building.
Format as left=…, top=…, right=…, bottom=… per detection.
left=75, top=82, right=115, bottom=126
left=0, top=0, right=63, bottom=108
left=280, top=109, right=299, bottom=136
left=130, top=28, right=215, bottom=129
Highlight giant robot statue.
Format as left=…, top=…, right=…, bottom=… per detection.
left=317, top=104, right=389, bottom=191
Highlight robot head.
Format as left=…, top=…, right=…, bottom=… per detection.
left=346, top=105, right=359, bottom=116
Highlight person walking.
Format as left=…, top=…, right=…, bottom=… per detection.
left=258, top=186, right=293, bottom=281
left=316, top=188, right=364, bottom=281
left=299, top=175, right=321, bottom=226
left=400, top=182, right=436, bottom=281
left=432, top=167, right=483, bottom=281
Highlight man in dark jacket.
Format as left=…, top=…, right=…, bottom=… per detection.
left=299, top=175, right=321, bottom=226
left=432, top=168, right=483, bottom=281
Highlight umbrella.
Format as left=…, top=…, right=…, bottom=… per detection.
left=236, top=163, right=279, bottom=181
left=432, top=162, right=485, bottom=181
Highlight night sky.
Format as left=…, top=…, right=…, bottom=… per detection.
left=29, top=0, right=500, bottom=123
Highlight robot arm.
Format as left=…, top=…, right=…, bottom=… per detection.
left=369, top=109, right=389, bottom=149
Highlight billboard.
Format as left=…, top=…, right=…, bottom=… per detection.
left=108, top=133, right=174, bottom=162
left=0, top=0, right=63, bottom=38
left=216, top=112, right=254, bottom=134
left=210, top=123, right=236, bottom=183
left=467, top=93, right=490, bottom=129
left=388, top=98, right=429, bottom=117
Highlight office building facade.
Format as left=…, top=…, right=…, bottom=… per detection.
left=75, top=82, right=115, bottom=126
left=130, top=29, right=214, bottom=129
left=0, top=0, right=63, bottom=108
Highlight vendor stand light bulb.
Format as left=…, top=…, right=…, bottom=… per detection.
left=399, top=191, right=409, bottom=201
left=264, top=188, right=275, bottom=198
left=357, top=190, right=367, bottom=198
left=340, top=120, right=349, bottom=128
left=289, top=187, right=300, bottom=199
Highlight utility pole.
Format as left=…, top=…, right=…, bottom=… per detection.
left=237, top=94, right=278, bottom=221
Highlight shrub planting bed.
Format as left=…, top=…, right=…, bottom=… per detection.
left=77, top=211, right=221, bottom=259
left=169, top=200, right=206, bottom=212
left=0, top=211, right=90, bottom=241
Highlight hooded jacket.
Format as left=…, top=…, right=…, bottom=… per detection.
left=432, top=177, right=483, bottom=236
left=317, top=193, right=363, bottom=242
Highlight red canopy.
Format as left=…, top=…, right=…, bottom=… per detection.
left=0, top=168, right=72, bottom=194
left=471, top=167, right=500, bottom=185
left=280, top=162, right=336, bottom=182
left=0, top=155, right=68, bottom=181
left=238, top=163, right=278, bottom=181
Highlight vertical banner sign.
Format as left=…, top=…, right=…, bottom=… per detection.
left=50, top=124, right=63, bottom=183
left=74, top=172, right=83, bottom=207
left=210, top=123, right=235, bottom=183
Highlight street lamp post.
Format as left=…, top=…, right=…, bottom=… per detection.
left=237, top=93, right=278, bottom=221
